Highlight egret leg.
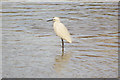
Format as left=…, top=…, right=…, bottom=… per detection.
left=61, top=38, right=64, bottom=56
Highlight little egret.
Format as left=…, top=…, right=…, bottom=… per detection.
left=47, top=17, right=72, bottom=56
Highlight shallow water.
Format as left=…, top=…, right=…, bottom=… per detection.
left=2, top=2, right=118, bottom=78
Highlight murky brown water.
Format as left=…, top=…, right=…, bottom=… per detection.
left=2, top=2, right=118, bottom=78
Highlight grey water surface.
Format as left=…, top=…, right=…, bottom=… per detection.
left=2, top=2, right=118, bottom=78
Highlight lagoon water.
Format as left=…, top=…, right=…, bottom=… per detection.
left=2, top=2, right=118, bottom=78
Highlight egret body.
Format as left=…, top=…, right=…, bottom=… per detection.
left=47, top=17, right=72, bottom=56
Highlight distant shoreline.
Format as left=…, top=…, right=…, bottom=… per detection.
left=1, top=0, right=120, bottom=2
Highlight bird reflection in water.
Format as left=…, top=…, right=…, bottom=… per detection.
left=54, top=52, right=72, bottom=73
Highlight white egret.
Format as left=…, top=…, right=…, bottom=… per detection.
left=47, top=17, right=72, bottom=56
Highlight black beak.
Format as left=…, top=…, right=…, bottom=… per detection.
left=47, top=19, right=53, bottom=22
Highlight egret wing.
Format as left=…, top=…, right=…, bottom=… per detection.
left=54, top=23, right=72, bottom=43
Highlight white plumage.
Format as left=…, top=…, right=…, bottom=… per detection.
left=47, top=17, right=72, bottom=56
left=53, top=17, right=72, bottom=43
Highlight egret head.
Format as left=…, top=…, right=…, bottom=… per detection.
left=53, top=17, right=60, bottom=22
left=47, top=17, right=60, bottom=22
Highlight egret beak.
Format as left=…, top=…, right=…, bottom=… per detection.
left=47, top=19, right=53, bottom=22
